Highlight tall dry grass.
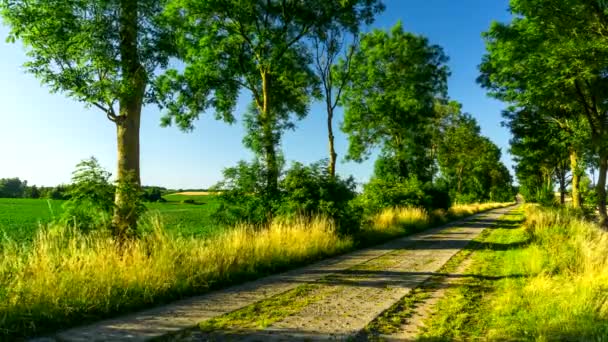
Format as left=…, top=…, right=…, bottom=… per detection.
left=359, top=202, right=513, bottom=246
left=0, top=216, right=351, bottom=338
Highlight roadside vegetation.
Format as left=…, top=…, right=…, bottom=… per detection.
left=419, top=205, right=608, bottom=340
left=0, top=201, right=511, bottom=339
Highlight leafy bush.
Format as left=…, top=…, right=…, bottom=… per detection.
left=211, top=160, right=361, bottom=234
left=142, top=187, right=164, bottom=202
left=277, top=161, right=360, bottom=234
left=359, top=177, right=450, bottom=215
left=59, top=157, right=115, bottom=232
left=211, top=160, right=273, bottom=226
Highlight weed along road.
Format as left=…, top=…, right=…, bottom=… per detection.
left=34, top=205, right=515, bottom=342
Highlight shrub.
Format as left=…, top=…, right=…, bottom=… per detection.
left=142, top=187, right=164, bottom=202
left=211, top=160, right=273, bottom=226
left=212, top=160, right=361, bottom=234
left=277, top=161, right=360, bottom=234
left=359, top=177, right=450, bottom=215
left=59, top=157, right=114, bottom=232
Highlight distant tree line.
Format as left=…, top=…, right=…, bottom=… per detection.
left=0, top=175, right=168, bottom=203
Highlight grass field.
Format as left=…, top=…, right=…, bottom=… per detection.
left=0, top=198, right=64, bottom=242
left=0, top=193, right=221, bottom=242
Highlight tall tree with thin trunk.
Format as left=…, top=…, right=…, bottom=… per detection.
left=157, top=0, right=383, bottom=196
left=1, top=0, right=174, bottom=238
left=312, top=32, right=356, bottom=178
left=311, top=0, right=383, bottom=177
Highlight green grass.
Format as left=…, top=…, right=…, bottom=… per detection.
left=198, top=284, right=322, bottom=333
left=145, top=195, right=221, bottom=238
left=0, top=198, right=64, bottom=242
left=418, top=205, right=608, bottom=341
left=0, top=195, right=221, bottom=242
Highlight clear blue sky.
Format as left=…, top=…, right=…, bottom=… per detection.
left=0, top=0, right=513, bottom=189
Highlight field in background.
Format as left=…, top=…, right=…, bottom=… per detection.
left=0, top=193, right=221, bottom=242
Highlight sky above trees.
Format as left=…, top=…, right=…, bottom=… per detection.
left=0, top=0, right=512, bottom=188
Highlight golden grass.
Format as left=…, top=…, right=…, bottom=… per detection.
left=448, top=202, right=510, bottom=218
left=359, top=202, right=513, bottom=245
left=174, top=191, right=218, bottom=196
left=481, top=205, right=608, bottom=340
left=0, top=215, right=351, bottom=338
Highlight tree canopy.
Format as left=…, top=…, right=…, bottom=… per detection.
left=339, top=22, right=449, bottom=183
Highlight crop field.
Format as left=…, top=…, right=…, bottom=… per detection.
left=0, top=194, right=222, bottom=242
left=0, top=198, right=64, bottom=242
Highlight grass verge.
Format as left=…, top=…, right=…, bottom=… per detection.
left=417, top=205, right=608, bottom=341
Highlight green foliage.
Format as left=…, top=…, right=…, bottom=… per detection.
left=157, top=0, right=382, bottom=196
left=434, top=101, right=515, bottom=203
left=277, top=161, right=360, bottom=234
left=339, top=22, right=449, bottom=182
left=1, top=0, right=173, bottom=111
left=211, top=160, right=273, bottom=226
left=0, top=178, right=27, bottom=198
left=142, top=187, right=165, bottom=202
left=24, top=185, right=41, bottom=199
left=211, top=160, right=361, bottom=234
left=479, top=0, right=608, bottom=220
left=60, top=157, right=114, bottom=232
left=358, top=177, right=450, bottom=215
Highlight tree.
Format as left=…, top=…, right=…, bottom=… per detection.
left=311, top=1, right=384, bottom=177
left=24, top=185, right=41, bottom=199
left=157, top=0, right=383, bottom=197
left=479, top=0, right=608, bottom=225
left=502, top=106, right=590, bottom=206
left=339, top=22, right=449, bottom=183
left=0, top=178, right=26, bottom=198
left=1, top=0, right=174, bottom=237
left=433, top=103, right=514, bottom=203
left=61, top=157, right=118, bottom=232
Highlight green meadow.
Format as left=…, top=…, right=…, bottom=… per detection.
left=0, top=194, right=221, bottom=242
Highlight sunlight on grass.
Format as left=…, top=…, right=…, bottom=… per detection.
left=361, top=202, right=512, bottom=244
left=0, top=215, right=351, bottom=338
left=420, top=205, right=608, bottom=340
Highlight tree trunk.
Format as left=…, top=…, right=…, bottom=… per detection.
left=261, top=70, right=279, bottom=196
left=327, top=105, right=337, bottom=178
left=113, top=0, right=145, bottom=238
left=597, top=154, right=608, bottom=227
left=570, top=148, right=581, bottom=208
left=457, top=166, right=463, bottom=195
left=113, top=109, right=142, bottom=237
left=559, top=176, right=566, bottom=205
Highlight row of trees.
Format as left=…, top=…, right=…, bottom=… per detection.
left=0, top=177, right=71, bottom=199
left=478, top=0, right=608, bottom=225
left=1, top=0, right=514, bottom=238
